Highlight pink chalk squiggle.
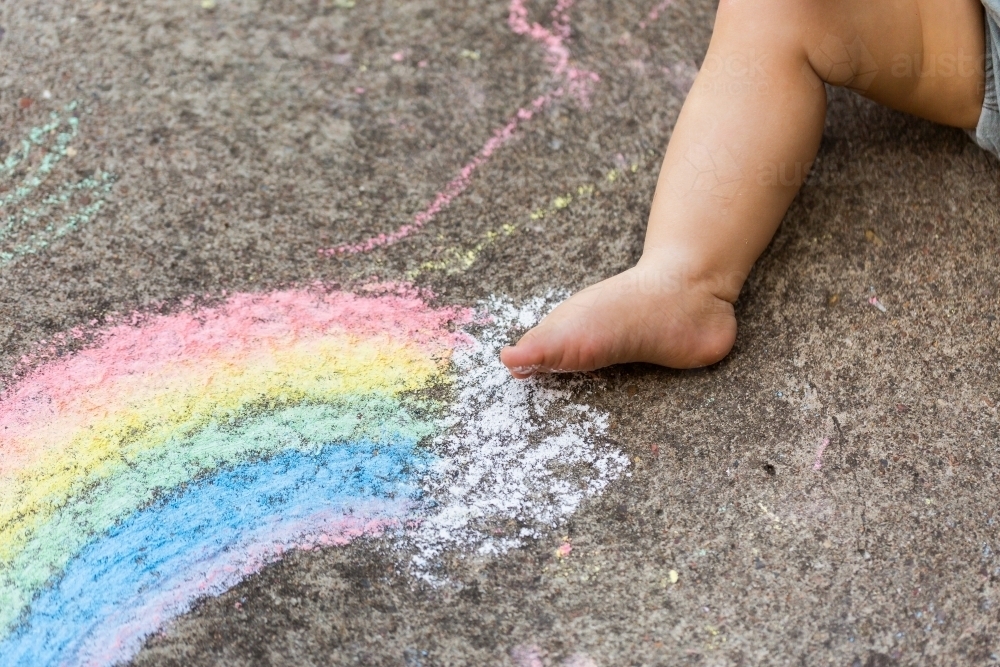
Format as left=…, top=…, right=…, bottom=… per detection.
left=639, top=0, right=675, bottom=30
left=813, top=437, right=830, bottom=471
left=507, top=0, right=601, bottom=106
left=320, top=0, right=600, bottom=257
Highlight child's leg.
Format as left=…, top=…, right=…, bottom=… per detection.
left=502, top=0, right=985, bottom=378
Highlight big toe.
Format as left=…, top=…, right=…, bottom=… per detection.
left=500, top=334, right=547, bottom=379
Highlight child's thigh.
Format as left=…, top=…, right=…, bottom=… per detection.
left=809, top=0, right=985, bottom=127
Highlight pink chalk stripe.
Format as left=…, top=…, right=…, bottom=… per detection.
left=813, top=437, right=830, bottom=471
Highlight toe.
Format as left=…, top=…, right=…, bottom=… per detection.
left=501, top=322, right=569, bottom=378
left=500, top=338, right=545, bottom=379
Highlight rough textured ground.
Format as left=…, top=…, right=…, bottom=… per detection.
left=2, top=0, right=1000, bottom=665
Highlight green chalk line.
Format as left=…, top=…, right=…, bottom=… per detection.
left=0, top=102, right=119, bottom=269
left=0, top=119, right=79, bottom=210
left=0, top=101, right=79, bottom=188
left=0, top=173, right=115, bottom=266
left=0, top=173, right=110, bottom=243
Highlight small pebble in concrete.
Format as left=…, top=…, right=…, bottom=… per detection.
left=868, top=287, right=887, bottom=313
left=864, top=228, right=885, bottom=246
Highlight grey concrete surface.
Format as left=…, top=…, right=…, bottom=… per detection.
left=2, top=0, right=1000, bottom=665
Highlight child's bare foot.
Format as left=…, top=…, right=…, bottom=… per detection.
left=500, top=0, right=984, bottom=380
left=500, top=258, right=738, bottom=378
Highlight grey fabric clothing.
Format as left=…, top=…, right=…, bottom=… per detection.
left=975, top=1, right=1000, bottom=155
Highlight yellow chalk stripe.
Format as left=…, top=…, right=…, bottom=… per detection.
left=410, top=224, right=517, bottom=278
left=552, top=195, right=572, bottom=209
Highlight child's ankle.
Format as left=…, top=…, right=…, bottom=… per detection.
left=636, top=246, right=748, bottom=304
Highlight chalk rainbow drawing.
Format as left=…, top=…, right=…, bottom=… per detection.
left=0, top=3, right=684, bottom=662
left=0, top=285, right=626, bottom=666
left=320, top=0, right=599, bottom=256
left=0, top=101, right=116, bottom=268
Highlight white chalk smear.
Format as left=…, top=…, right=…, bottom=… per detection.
left=408, top=294, right=628, bottom=578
